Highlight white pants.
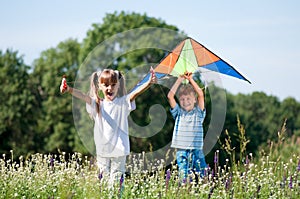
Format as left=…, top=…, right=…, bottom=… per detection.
left=97, top=156, right=126, bottom=188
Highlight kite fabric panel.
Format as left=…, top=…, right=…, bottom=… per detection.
left=130, top=37, right=250, bottom=93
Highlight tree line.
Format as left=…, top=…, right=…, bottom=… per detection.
left=1, top=12, right=299, bottom=165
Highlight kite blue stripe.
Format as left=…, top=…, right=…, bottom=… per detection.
left=202, top=60, right=248, bottom=81
left=129, top=72, right=166, bottom=93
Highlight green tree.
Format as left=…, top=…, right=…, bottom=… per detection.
left=0, top=50, right=38, bottom=156
left=280, top=97, right=300, bottom=136
left=230, top=92, right=283, bottom=155
left=31, top=39, right=82, bottom=153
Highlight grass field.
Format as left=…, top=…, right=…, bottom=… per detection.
left=1, top=124, right=299, bottom=198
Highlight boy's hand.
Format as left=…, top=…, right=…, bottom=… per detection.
left=179, top=71, right=193, bottom=82
left=183, top=71, right=193, bottom=80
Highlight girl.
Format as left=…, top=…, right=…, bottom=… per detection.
left=60, top=68, right=157, bottom=188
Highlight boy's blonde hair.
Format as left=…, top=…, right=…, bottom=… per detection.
left=178, top=84, right=196, bottom=97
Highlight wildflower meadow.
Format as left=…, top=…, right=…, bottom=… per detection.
left=0, top=122, right=299, bottom=199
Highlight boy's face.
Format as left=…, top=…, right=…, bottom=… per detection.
left=179, top=93, right=196, bottom=111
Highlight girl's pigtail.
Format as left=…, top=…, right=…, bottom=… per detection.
left=88, top=72, right=99, bottom=100
left=87, top=71, right=100, bottom=115
left=115, top=70, right=127, bottom=97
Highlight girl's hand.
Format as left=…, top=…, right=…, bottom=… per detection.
left=60, top=75, right=68, bottom=94
left=150, top=67, right=157, bottom=84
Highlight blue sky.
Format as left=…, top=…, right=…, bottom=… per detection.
left=1, top=0, right=300, bottom=101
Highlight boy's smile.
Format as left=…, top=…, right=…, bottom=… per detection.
left=179, top=94, right=196, bottom=112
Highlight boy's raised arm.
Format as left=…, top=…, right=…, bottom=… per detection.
left=167, top=76, right=184, bottom=109
left=185, top=72, right=205, bottom=110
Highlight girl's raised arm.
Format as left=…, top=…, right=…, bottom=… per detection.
left=129, top=67, right=157, bottom=101
left=60, top=77, right=92, bottom=105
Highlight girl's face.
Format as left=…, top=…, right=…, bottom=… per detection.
left=179, top=93, right=196, bottom=111
left=99, top=81, right=119, bottom=101
left=99, top=70, right=120, bottom=101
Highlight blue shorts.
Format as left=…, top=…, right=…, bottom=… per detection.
left=176, top=149, right=207, bottom=179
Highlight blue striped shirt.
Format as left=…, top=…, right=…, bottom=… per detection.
left=170, top=103, right=206, bottom=149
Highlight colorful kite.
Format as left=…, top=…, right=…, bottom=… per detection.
left=130, top=37, right=250, bottom=92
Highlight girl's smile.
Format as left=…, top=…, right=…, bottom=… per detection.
left=100, top=82, right=119, bottom=101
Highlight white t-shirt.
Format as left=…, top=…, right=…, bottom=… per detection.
left=86, top=95, right=136, bottom=157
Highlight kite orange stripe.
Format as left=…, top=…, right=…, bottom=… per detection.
left=191, top=39, right=219, bottom=66
left=154, top=40, right=184, bottom=74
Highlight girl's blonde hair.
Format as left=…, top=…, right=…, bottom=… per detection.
left=88, top=71, right=100, bottom=100
left=99, top=69, right=127, bottom=97
left=87, top=71, right=101, bottom=116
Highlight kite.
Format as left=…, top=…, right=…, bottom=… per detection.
left=130, top=37, right=250, bottom=93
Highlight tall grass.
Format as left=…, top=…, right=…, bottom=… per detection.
left=0, top=121, right=299, bottom=198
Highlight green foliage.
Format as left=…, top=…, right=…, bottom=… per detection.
left=0, top=50, right=38, bottom=156
left=223, top=92, right=297, bottom=158
left=1, top=11, right=300, bottom=168
left=130, top=84, right=174, bottom=154
left=1, top=143, right=299, bottom=198
left=280, top=97, right=300, bottom=136
left=215, top=119, right=300, bottom=199
left=258, top=118, right=300, bottom=163
left=219, top=116, right=250, bottom=166
left=31, top=39, right=82, bottom=153
left=0, top=152, right=100, bottom=198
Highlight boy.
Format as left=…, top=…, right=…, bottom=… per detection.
left=167, top=72, right=207, bottom=182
